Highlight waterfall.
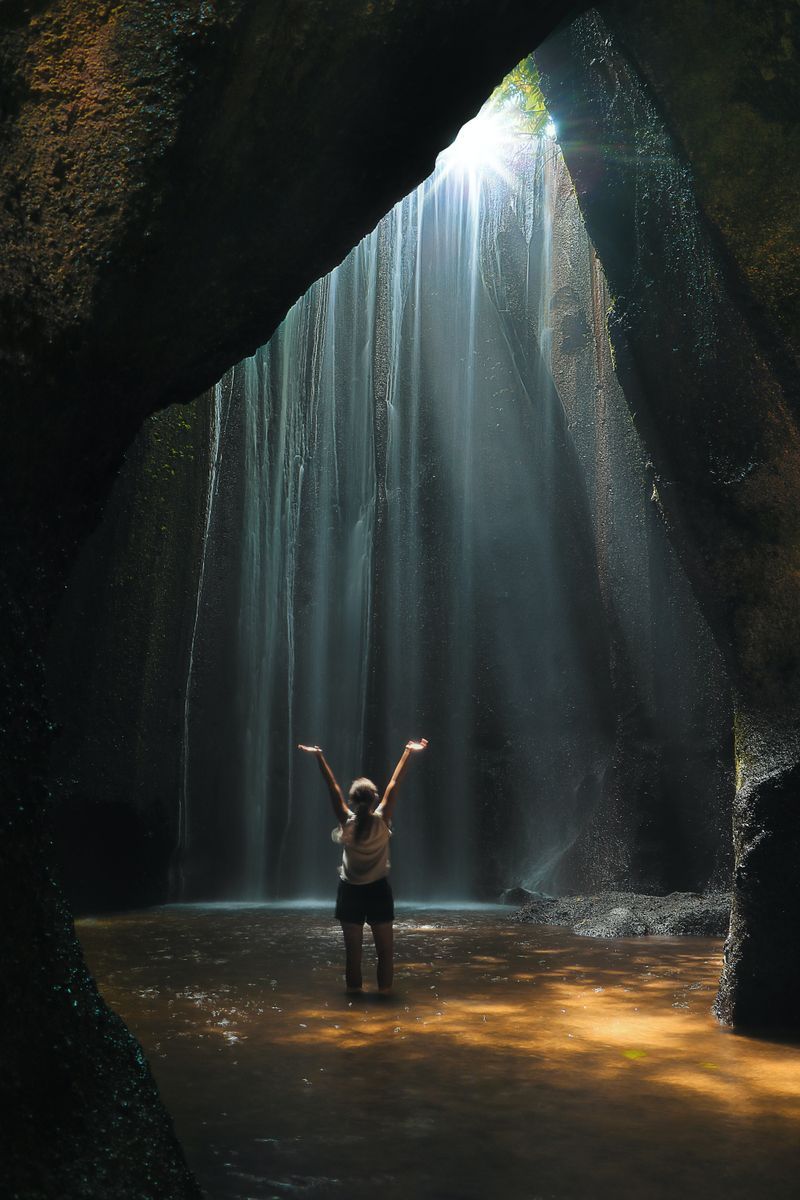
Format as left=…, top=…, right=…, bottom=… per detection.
left=219, top=107, right=615, bottom=901
left=50, top=79, right=731, bottom=908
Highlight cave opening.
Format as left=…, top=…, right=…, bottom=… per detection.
left=51, top=57, right=732, bottom=913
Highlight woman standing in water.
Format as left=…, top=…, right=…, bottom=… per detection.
left=298, top=739, right=428, bottom=994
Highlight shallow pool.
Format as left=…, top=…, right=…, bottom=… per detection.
left=77, top=906, right=800, bottom=1200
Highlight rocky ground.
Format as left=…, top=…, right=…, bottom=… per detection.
left=506, top=890, right=731, bottom=937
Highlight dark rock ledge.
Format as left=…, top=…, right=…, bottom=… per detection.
left=509, top=891, right=731, bottom=939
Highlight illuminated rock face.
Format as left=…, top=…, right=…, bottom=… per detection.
left=536, top=8, right=800, bottom=1029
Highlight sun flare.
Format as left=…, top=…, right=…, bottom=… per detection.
left=436, top=107, right=520, bottom=186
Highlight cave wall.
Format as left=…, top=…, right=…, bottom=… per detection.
left=606, top=0, right=800, bottom=385
left=3, top=396, right=215, bottom=1198
left=546, top=238, right=733, bottom=895
left=46, top=394, right=219, bottom=912
left=536, top=3, right=800, bottom=1027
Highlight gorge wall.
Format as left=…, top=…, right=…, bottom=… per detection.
left=2, top=0, right=799, bottom=1193
left=536, top=1, right=800, bottom=1029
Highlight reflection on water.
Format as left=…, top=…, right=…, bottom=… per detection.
left=76, top=907, right=800, bottom=1200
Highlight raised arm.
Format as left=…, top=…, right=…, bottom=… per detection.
left=298, top=745, right=351, bottom=825
left=376, top=738, right=428, bottom=825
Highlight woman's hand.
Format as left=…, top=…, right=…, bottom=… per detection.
left=378, top=738, right=429, bottom=819
left=299, top=745, right=349, bottom=822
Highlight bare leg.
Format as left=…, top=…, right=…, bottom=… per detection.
left=370, top=922, right=394, bottom=993
left=341, top=921, right=364, bottom=991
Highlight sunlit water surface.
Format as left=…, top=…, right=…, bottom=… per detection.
left=77, top=907, right=800, bottom=1200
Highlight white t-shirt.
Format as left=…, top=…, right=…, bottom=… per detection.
left=331, top=812, right=392, bottom=884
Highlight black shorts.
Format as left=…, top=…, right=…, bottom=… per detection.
left=335, top=876, right=394, bottom=926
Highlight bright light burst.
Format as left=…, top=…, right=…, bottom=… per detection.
left=434, top=57, right=553, bottom=187
left=436, top=106, right=520, bottom=187
left=435, top=77, right=556, bottom=192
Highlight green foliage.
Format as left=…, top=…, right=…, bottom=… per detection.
left=487, top=57, right=549, bottom=136
left=143, top=405, right=198, bottom=487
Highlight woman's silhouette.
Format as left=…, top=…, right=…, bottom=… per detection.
left=298, top=740, right=428, bottom=993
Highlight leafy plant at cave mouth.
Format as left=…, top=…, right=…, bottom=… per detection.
left=488, top=57, right=549, bottom=136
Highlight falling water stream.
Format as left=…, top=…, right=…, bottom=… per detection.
left=180, top=111, right=617, bottom=902
left=172, top=78, right=730, bottom=905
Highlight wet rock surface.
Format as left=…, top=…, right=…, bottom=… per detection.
left=536, top=6, right=800, bottom=1028
left=500, top=887, right=556, bottom=906
left=512, top=890, right=731, bottom=938
left=716, top=761, right=800, bottom=1029
left=603, top=0, right=800, bottom=381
